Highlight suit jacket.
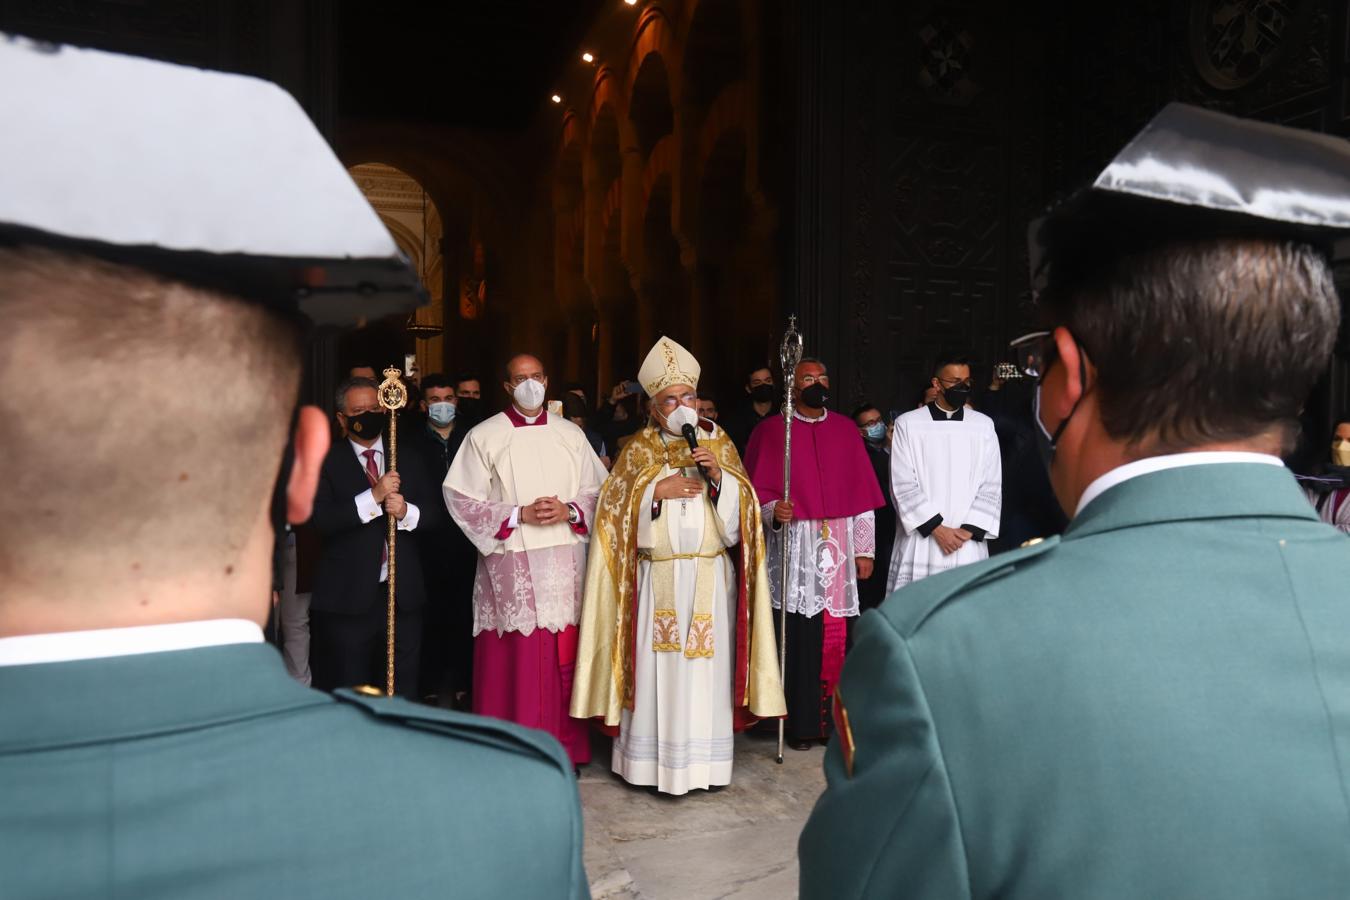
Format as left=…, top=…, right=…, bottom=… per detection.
left=407, top=423, right=476, bottom=587
left=800, top=462, right=1350, bottom=899
left=310, top=436, right=439, bottom=615
left=0, top=644, right=588, bottom=899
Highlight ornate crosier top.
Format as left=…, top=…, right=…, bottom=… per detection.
left=378, top=367, right=408, bottom=412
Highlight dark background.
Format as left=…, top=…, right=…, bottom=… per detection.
left=3, top=0, right=1347, bottom=453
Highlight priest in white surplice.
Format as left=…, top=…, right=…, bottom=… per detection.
left=887, top=355, right=1003, bottom=591
left=443, top=353, right=608, bottom=766
left=571, top=337, right=785, bottom=795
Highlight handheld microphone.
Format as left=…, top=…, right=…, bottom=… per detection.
left=681, top=423, right=712, bottom=481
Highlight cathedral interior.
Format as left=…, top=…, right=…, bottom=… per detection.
left=3, top=0, right=1349, bottom=455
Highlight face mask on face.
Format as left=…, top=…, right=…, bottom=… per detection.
left=942, top=382, right=973, bottom=409
left=800, top=383, right=829, bottom=409
left=427, top=401, right=456, bottom=427
left=749, top=383, right=775, bottom=404
left=454, top=397, right=482, bottom=421
left=662, top=403, right=700, bottom=436
left=864, top=422, right=886, bottom=443
left=1333, top=438, right=1350, bottom=468
left=347, top=410, right=386, bottom=440
left=513, top=379, right=547, bottom=410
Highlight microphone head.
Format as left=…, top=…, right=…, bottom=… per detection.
left=681, top=422, right=699, bottom=446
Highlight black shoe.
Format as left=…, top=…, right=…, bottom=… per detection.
left=792, top=740, right=814, bottom=751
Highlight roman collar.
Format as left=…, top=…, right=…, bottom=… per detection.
left=927, top=401, right=964, bottom=421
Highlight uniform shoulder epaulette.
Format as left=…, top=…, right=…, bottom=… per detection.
left=331, top=689, right=573, bottom=777
left=881, top=535, right=1060, bottom=638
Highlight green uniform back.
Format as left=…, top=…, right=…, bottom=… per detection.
left=0, top=643, right=588, bottom=899
left=800, top=463, right=1350, bottom=898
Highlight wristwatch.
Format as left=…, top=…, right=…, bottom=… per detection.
left=567, top=505, right=579, bottom=525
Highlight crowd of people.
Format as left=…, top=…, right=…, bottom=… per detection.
left=277, top=341, right=1058, bottom=782
left=8, top=40, right=1350, bottom=900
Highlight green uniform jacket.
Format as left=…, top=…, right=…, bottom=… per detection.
left=0, top=643, right=589, bottom=899
left=800, top=462, right=1350, bottom=899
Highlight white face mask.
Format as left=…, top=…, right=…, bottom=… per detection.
left=662, top=403, right=699, bottom=436
left=513, top=379, right=547, bottom=410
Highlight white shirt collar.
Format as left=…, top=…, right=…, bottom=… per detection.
left=0, top=619, right=264, bottom=667
left=348, top=434, right=385, bottom=459
left=793, top=408, right=827, bottom=424
left=1076, top=451, right=1284, bottom=516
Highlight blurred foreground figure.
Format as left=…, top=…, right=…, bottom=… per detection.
left=800, top=103, right=1350, bottom=899
left=0, top=38, right=587, bottom=900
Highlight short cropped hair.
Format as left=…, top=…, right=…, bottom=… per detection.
left=796, top=357, right=828, bottom=374
left=1044, top=237, right=1340, bottom=453
left=420, top=372, right=455, bottom=394
left=0, top=245, right=302, bottom=588
left=933, top=352, right=971, bottom=374
left=334, top=377, right=379, bottom=414
left=455, top=372, right=482, bottom=386
left=851, top=403, right=882, bottom=421
left=502, top=354, right=545, bottom=382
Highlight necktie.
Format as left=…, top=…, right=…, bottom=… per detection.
left=361, top=448, right=389, bottom=569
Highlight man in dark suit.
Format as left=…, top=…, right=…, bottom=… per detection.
left=850, top=403, right=896, bottom=610
left=310, top=376, right=438, bottom=698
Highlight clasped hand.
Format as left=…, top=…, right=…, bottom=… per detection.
left=372, top=471, right=407, bottom=521
left=932, top=524, right=972, bottom=556
left=522, top=496, right=570, bottom=526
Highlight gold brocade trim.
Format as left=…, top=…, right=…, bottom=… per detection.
left=638, top=550, right=724, bottom=562
left=569, top=425, right=786, bottom=726
left=653, top=608, right=681, bottom=652
left=685, top=613, right=714, bottom=658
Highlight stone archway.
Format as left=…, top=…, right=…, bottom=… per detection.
left=347, top=162, right=447, bottom=376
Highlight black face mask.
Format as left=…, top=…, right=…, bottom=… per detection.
left=800, top=383, right=830, bottom=408
left=749, top=383, right=776, bottom=404
left=454, top=397, right=483, bottom=423
left=942, top=383, right=973, bottom=409
left=347, top=410, right=386, bottom=440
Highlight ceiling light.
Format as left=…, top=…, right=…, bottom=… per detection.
left=582, top=52, right=595, bottom=64
left=551, top=94, right=562, bottom=104
left=624, top=0, right=638, bottom=6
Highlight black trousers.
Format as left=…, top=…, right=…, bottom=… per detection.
left=311, top=586, right=422, bottom=699
left=775, top=610, right=853, bottom=742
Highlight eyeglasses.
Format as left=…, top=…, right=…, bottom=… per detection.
left=1008, top=330, right=1053, bottom=380
left=657, top=392, right=698, bottom=411
left=936, top=376, right=973, bottom=390
left=797, top=373, right=825, bottom=386
left=507, top=373, right=546, bottom=387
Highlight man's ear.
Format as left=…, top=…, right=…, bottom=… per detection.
left=1040, top=326, right=1086, bottom=428
left=286, top=405, right=330, bottom=525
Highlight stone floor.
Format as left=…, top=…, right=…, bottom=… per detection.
left=578, top=730, right=826, bottom=900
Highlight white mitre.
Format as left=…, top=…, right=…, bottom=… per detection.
left=638, top=336, right=701, bottom=396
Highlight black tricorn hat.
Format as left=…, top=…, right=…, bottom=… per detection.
left=1030, top=102, right=1350, bottom=295
left=0, top=35, right=424, bottom=328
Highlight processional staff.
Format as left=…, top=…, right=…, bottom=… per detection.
left=776, top=315, right=803, bottom=764
left=378, top=367, right=409, bottom=697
